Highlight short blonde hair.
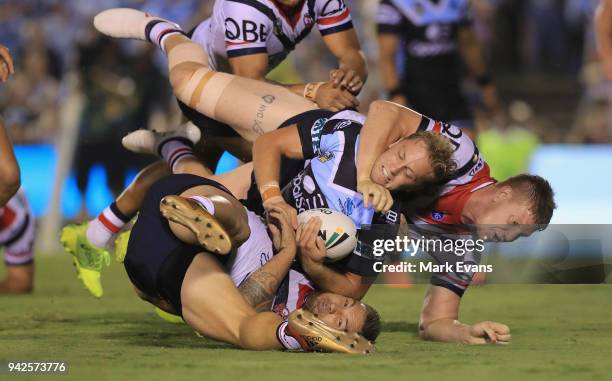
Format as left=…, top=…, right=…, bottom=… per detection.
left=406, top=131, right=457, bottom=181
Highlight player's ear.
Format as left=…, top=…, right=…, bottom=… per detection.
left=493, top=185, right=513, bottom=202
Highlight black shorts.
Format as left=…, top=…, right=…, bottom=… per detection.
left=124, top=174, right=232, bottom=314
left=243, top=109, right=335, bottom=214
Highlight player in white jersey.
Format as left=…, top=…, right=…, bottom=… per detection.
left=158, top=0, right=366, bottom=166
left=0, top=189, right=36, bottom=294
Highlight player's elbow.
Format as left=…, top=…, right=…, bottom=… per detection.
left=0, top=161, right=20, bottom=200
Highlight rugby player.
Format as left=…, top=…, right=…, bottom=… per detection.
left=352, top=100, right=556, bottom=344
left=376, top=0, right=503, bottom=134
left=61, top=8, right=454, bottom=299
left=92, top=128, right=379, bottom=353
left=157, top=0, right=366, bottom=166
left=0, top=45, right=35, bottom=295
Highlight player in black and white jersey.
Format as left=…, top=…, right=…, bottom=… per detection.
left=376, top=0, right=503, bottom=134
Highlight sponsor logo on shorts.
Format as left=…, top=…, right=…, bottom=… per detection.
left=432, top=211, right=445, bottom=221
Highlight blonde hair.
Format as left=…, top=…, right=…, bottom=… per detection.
left=406, top=131, right=457, bottom=181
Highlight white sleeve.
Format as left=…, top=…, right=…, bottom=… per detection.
left=221, top=1, right=272, bottom=58
left=314, top=0, right=353, bottom=36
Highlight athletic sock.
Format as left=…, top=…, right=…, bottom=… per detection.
left=187, top=196, right=215, bottom=215
left=86, top=202, right=133, bottom=248
left=159, top=139, right=196, bottom=173
left=145, top=20, right=185, bottom=53
left=276, top=321, right=303, bottom=351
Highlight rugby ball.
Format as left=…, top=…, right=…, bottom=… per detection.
left=297, top=208, right=357, bottom=261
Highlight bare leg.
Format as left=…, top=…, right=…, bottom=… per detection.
left=0, top=264, right=33, bottom=294
left=181, top=252, right=282, bottom=350
left=163, top=35, right=317, bottom=142
left=115, top=160, right=171, bottom=216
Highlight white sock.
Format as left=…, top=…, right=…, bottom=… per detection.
left=86, top=203, right=132, bottom=248
left=276, top=321, right=303, bottom=351
left=188, top=196, right=215, bottom=215
left=160, top=140, right=195, bottom=173
left=147, top=21, right=183, bottom=53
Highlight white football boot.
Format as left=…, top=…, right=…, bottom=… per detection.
left=122, top=123, right=201, bottom=155
left=93, top=8, right=179, bottom=41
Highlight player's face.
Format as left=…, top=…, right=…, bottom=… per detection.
left=370, top=139, right=434, bottom=191
left=473, top=191, right=538, bottom=242
left=304, top=292, right=367, bottom=333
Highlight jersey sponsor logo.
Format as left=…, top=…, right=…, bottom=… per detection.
left=225, top=17, right=270, bottom=43
left=333, top=120, right=352, bottom=131
left=385, top=209, right=399, bottom=224
left=310, top=118, right=328, bottom=154
left=340, top=197, right=355, bottom=216
left=291, top=171, right=326, bottom=213
left=468, top=157, right=483, bottom=177
left=432, top=211, right=445, bottom=221
left=321, top=0, right=346, bottom=17
left=425, top=23, right=452, bottom=42
left=304, top=13, right=314, bottom=27
left=303, top=175, right=316, bottom=194
left=317, top=151, right=334, bottom=163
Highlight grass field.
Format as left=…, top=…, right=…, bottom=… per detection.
left=2, top=255, right=612, bottom=381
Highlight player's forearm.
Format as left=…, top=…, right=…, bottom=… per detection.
left=458, top=28, right=489, bottom=80
left=253, top=133, right=283, bottom=196
left=356, top=101, right=405, bottom=182
left=238, top=246, right=296, bottom=312
left=337, top=49, right=368, bottom=85
left=419, top=318, right=473, bottom=344
left=301, top=257, right=368, bottom=299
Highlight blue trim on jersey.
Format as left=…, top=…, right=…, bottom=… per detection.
left=319, top=21, right=354, bottom=36
left=227, top=47, right=268, bottom=58
left=389, top=0, right=471, bottom=26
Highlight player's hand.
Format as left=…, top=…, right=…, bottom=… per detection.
left=468, top=321, right=511, bottom=345
left=357, top=179, right=394, bottom=213
left=315, top=81, right=359, bottom=112
left=263, top=196, right=298, bottom=230
left=330, top=68, right=363, bottom=94
left=0, top=45, right=15, bottom=82
left=296, top=217, right=326, bottom=263
left=266, top=206, right=297, bottom=253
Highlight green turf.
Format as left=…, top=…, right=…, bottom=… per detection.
left=1, top=255, right=611, bottom=381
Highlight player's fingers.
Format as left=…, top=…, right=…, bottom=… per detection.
left=496, top=334, right=512, bottom=342
left=492, top=323, right=511, bottom=335
left=483, top=327, right=497, bottom=344
left=382, top=192, right=394, bottom=213
left=315, top=237, right=326, bottom=251
left=370, top=189, right=381, bottom=209
left=340, top=70, right=356, bottom=88
left=296, top=223, right=304, bottom=243
left=362, top=189, right=371, bottom=208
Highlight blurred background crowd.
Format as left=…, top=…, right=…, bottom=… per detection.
left=0, top=0, right=610, bottom=242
